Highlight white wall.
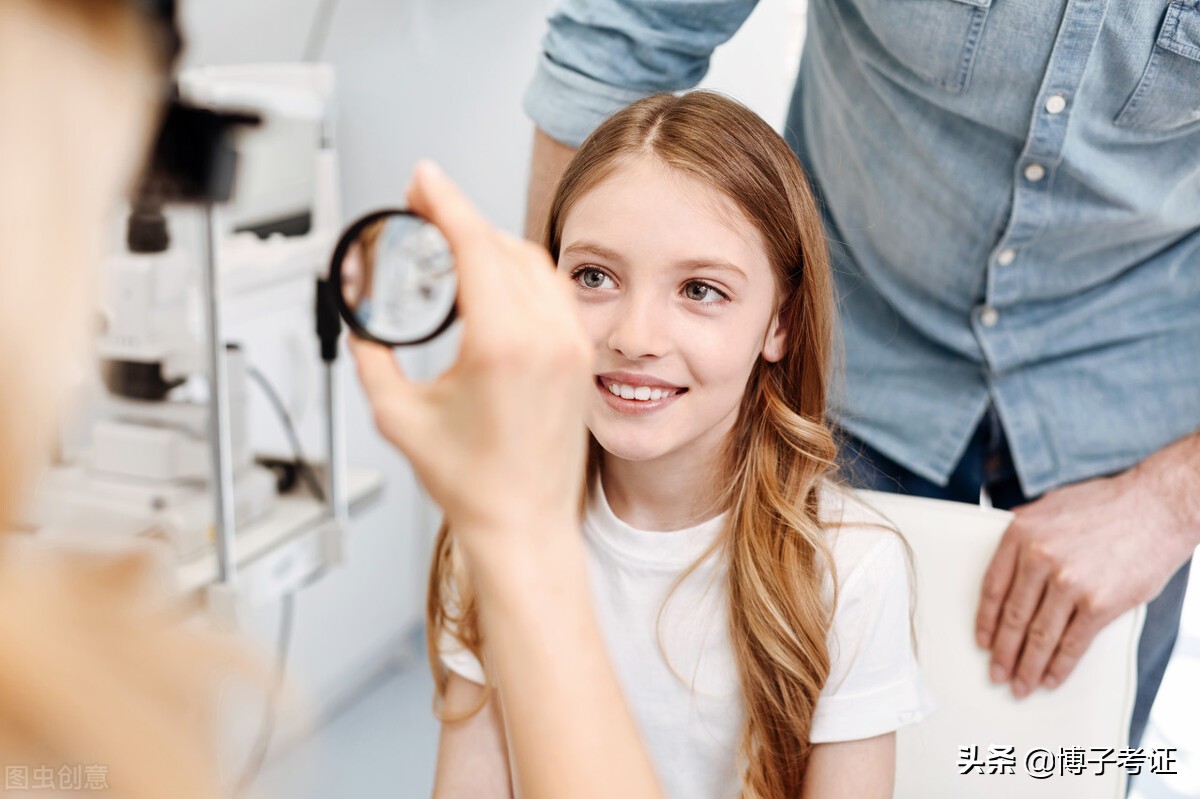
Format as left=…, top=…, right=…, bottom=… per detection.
left=179, top=0, right=804, bottom=750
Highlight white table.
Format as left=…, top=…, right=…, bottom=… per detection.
left=176, top=467, right=383, bottom=617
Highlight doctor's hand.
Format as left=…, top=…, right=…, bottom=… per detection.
left=974, top=442, right=1200, bottom=698
left=349, top=161, right=593, bottom=553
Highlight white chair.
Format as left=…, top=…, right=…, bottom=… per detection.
left=855, top=490, right=1146, bottom=799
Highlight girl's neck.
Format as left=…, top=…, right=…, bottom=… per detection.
left=601, top=447, right=727, bottom=532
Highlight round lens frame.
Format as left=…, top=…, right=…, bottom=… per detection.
left=328, top=208, right=458, bottom=347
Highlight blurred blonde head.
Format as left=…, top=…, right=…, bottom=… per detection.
left=0, top=3, right=275, bottom=798
left=0, top=0, right=161, bottom=512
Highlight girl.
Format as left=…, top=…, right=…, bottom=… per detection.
left=428, top=91, right=935, bottom=798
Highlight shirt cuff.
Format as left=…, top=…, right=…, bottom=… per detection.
left=523, top=52, right=658, bottom=148
left=809, top=668, right=939, bottom=743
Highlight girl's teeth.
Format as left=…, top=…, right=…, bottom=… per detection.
left=606, top=381, right=676, bottom=401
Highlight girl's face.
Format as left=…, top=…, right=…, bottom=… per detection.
left=557, top=155, right=787, bottom=468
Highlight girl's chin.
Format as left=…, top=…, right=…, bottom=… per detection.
left=589, top=433, right=674, bottom=464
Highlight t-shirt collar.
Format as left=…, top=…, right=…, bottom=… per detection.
left=585, top=472, right=729, bottom=569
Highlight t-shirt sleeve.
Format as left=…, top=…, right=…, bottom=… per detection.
left=524, top=0, right=761, bottom=147
left=809, top=532, right=937, bottom=743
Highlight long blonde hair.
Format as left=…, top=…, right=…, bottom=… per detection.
left=430, top=91, right=850, bottom=797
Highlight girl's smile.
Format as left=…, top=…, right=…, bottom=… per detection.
left=596, top=371, right=689, bottom=416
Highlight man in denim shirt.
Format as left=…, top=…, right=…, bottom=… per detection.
left=520, top=0, right=1200, bottom=755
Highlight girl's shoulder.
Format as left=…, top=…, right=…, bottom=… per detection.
left=811, top=484, right=936, bottom=742
left=816, top=481, right=911, bottom=588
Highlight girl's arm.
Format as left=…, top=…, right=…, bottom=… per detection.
left=433, top=674, right=512, bottom=799
left=800, top=733, right=896, bottom=799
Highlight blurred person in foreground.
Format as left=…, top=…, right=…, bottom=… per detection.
left=0, top=3, right=274, bottom=797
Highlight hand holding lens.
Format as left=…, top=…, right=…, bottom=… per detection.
left=328, top=209, right=458, bottom=347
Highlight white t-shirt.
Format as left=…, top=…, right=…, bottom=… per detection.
left=439, top=478, right=937, bottom=799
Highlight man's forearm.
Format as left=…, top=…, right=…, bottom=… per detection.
left=1130, top=428, right=1200, bottom=550
left=524, top=127, right=578, bottom=244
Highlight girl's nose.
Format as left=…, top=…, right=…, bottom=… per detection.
left=606, top=293, right=669, bottom=360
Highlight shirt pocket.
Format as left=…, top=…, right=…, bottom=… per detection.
left=1114, top=1, right=1200, bottom=133
left=853, top=0, right=994, bottom=94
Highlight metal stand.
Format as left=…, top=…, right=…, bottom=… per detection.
left=324, top=360, right=349, bottom=527
left=202, top=203, right=238, bottom=587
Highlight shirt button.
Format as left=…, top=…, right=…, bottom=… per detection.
left=1045, top=94, right=1067, bottom=114
left=996, top=248, right=1016, bottom=266
left=1024, top=163, right=1046, bottom=183
left=979, top=307, right=1000, bottom=327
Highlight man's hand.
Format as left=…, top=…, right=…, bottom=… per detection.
left=975, top=433, right=1200, bottom=698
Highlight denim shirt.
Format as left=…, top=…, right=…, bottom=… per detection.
left=524, top=0, right=1200, bottom=497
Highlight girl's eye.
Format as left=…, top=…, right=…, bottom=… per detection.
left=571, top=267, right=612, bottom=290
left=684, top=281, right=729, bottom=304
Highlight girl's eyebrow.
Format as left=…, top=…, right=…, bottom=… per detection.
left=673, top=257, right=747, bottom=281
left=561, top=241, right=625, bottom=263
left=561, top=240, right=747, bottom=280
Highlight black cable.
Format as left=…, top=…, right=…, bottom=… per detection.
left=232, top=590, right=295, bottom=797
left=302, top=0, right=341, bottom=62
left=247, top=365, right=326, bottom=502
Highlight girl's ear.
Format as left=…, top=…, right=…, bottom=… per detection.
left=762, top=308, right=788, bottom=363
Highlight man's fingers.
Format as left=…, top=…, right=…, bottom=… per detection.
left=976, top=532, right=1019, bottom=649
left=987, top=545, right=1053, bottom=686
left=1042, top=615, right=1102, bottom=691
left=1010, top=581, right=1074, bottom=697
left=347, top=336, right=420, bottom=448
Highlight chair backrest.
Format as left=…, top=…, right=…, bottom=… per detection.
left=854, top=490, right=1145, bottom=799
